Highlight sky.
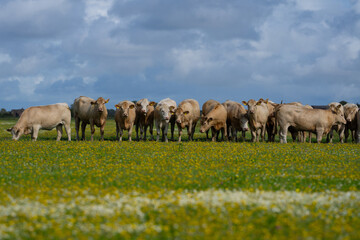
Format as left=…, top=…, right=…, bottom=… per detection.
left=0, top=0, right=359, bottom=110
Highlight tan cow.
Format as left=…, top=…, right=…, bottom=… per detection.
left=199, top=101, right=227, bottom=141
left=175, top=99, right=200, bottom=142
left=73, top=96, right=109, bottom=141
left=276, top=104, right=346, bottom=143
left=344, top=103, right=359, bottom=143
left=7, top=103, right=71, bottom=141
left=135, top=98, right=156, bottom=141
left=326, top=102, right=345, bottom=143
left=242, top=99, right=269, bottom=142
left=154, top=98, right=177, bottom=142
left=259, top=98, right=278, bottom=142
left=222, top=100, right=248, bottom=141
left=115, top=101, right=136, bottom=141
left=201, top=99, right=219, bottom=140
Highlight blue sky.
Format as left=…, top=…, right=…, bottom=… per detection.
left=0, top=0, right=359, bottom=110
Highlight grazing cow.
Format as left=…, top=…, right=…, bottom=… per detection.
left=7, top=103, right=71, bottom=141
left=242, top=99, right=269, bottom=142
left=201, top=100, right=219, bottom=140
left=73, top=96, right=109, bottom=141
left=154, top=98, right=177, bottom=142
left=343, top=103, right=359, bottom=143
left=175, top=99, right=200, bottom=142
left=199, top=101, right=227, bottom=141
left=326, top=102, right=345, bottom=143
left=222, top=100, right=248, bottom=141
left=115, top=101, right=136, bottom=141
left=135, top=99, right=156, bottom=141
left=276, top=104, right=346, bottom=143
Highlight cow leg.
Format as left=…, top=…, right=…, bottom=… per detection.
left=140, top=124, right=144, bottom=141
left=128, top=124, right=133, bottom=142
left=242, top=130, right=246, bottom=142
left=191, top=123, right=196, bottom=141
left=211, top=127, right=217, bottom=142
left=164, top=124, right=169, bottom=142
left=206, top=130, right=209, bottom=141
left=232, top=128, right=237, bottom=142
left=135, top=123, right=140, bottom=141
left=223, top=125, right=228, bottom=141
left=308, top=132, right=312, bottom=143
left=316, top=128, right=324, bottom=143
left=250, top=129, right=256, bottom=142
left=100, top=125, right=105, bottom=141
left=170, top=120, right=175, bottom=141
left=156, top=122, right=160, bottom=142
left=75, top=116, right=80, bottom=141
left=64, top=122, right=71, bottom=141
left=81, top=122, right=87, bottom=141
left=56, top=125, right=63, bottom=141
left=119, top=127, right=123, bottom=142
left=143, top=125, right=148, bottom=141
left=339, top=125, right=345, bottom=143
left=326, top=130, right=333, bottom=143
left=116, top=122, right=120, bottom=141
left=279, top=125, right=288, bottom=143
left=32, top=126, right=40, bottom=141
left=178, top=124, right=182, bottom=142
left=90, top=121, right=96, bottom=141
left=187, top=125, right=192, bottom=141
left=149, top=124, right=154, bottom=141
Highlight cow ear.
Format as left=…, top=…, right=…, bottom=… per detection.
left=115, top=104, right=120, bottom=109
left=265, top=98, right=269, bottom=104
left=136, top=102, right=141, bottom=106
left=6, top=127, right=12, bottom=132
left=91, top=101, right=96, bottom=105
left=184, top=111, right=190, bottom=115
left=242, top=101, right=247, bottom=106
left=149, top=101, right=156, bottom=106
left=130, top=104, right=135, bottom=109
left=256, top=101, right=262, bottom=105
left=105, top=99, right=110, bottom=103
left=169, top=106, right=175, bottom=111
left=208, top=117, right=213, bottom=121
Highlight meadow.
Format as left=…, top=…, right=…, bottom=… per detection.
left=0, top=118, right=359, bottom=239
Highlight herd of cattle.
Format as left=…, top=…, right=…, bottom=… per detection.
left=6, top=96, right=360, bottom=143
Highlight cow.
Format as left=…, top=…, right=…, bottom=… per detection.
left=276, top=104, right=346, bottom=143
left=326, top=102, right=345, bottom=143
left=73, top=96, right=109, bottom=141
left=242, top=99, right=269, bottom=142
left=222, top=100, right=248, bottom=141
left=7, top=103, right=71, bottom=141
left=343, top=103, right=359, bottom=143
left=201, top=100, right=219, bottom=140
left=154, top=98, right=177, bottom=142
left=175, top=99, right=200, bottom=142
left=199, top=101, right=227, bottom=141
left=115, top=101, right=136, bottom=141
left=259, top=98, right=278, bottom=142
left=135, top=99, right=156, bottom=141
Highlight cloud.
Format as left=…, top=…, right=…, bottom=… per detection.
left=0, top=0, right=359, bottom=110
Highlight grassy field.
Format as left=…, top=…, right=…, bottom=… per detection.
left=0, top=118, right=359, bottom=239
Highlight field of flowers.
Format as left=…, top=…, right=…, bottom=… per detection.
left=0, top=119, right=359, bottom=239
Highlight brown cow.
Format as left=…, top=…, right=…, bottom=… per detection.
left=222, top=100, right=248, bottom=141
left=201, top=99, right=219, bottom=140
left=200, top=101, right=227, bottom=141
left=135, top=98, right=156, bottom=141
left=73, top=96, right=109, bottom=141
left=344, top=103, right=359, bottom=143
left=276, top=104, right=346, bottom=143
left=7, top=103, right=71, bottom=141
left=115, top=101, right=136, bottom=141
left=175, top=99, right=200, bottom=142
left=242, top=99, right=269, bottom=142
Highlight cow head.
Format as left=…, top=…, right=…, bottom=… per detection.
left=234, top=114, right=249, bottom=132
left=6, top=126, right=30, bottom=141
left=199, top=116, right=213, bottom=133
left=91, top=97, right=109, bottom=112
left=330, top=104, right=346, bottom=125
left=158, top=104, right=175, bottom=122
left=242, top=99, right=258, bottom=115
left=136, top=99, right=156, bottom=116
left=175, top=107, right=190, bottom=129
left=115, top=101, right=135, bottom=118
left=344, top=104, right=359, bottom=122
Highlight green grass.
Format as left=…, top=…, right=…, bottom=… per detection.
left=0, top=118, right=359, bottom=239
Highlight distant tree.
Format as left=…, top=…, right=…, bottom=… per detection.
left=340, top=100, right=347, bottom=105
left=107, top=109, right=116, bottom=118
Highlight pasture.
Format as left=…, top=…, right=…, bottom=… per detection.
left=0, top=118, right=359, bottom=239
